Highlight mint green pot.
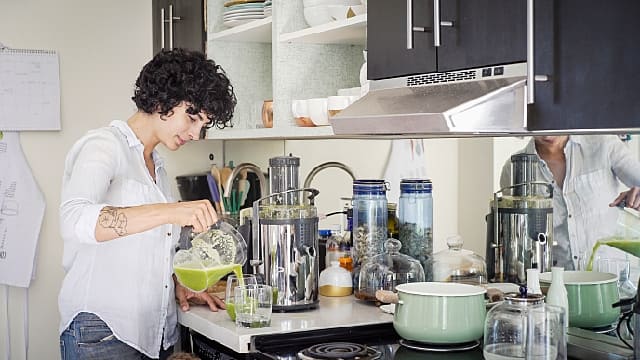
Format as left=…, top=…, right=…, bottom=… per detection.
left=393, top=282, right=486, bottom=344
left=540, top=271, right=620, bottom=328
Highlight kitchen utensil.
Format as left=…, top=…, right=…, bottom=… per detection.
left=252, top=187, right=320, bottom=311
left=432, top=235, right=487, bottom=285
left=234, top=284, right=272, bottom=328
left=393, top=282, right=486, bottom=344
left=539, top=271, right=620, bottom=328
left=484, top=292, right=567, bottom=360
left=173, top=221, right=247, bottom=292
left=486, top=154, right=554, bottom=283
left=355, top=238, right=424, bottom=302
left=225, top=274, right=257, bottom=321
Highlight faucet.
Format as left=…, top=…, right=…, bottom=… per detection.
left=303, top=161, right=356, bottom=189
left=223, top=162, right=268, bottom=206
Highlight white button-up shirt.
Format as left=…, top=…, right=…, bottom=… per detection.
left=59, top=120, right=180, bottom=358
left=500, top=135, right=640, bottom=270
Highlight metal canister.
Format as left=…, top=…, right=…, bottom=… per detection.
left=398, top=179, right=433, bottom=280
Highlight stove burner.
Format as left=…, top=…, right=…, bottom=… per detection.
left=399, top=339, right=480, bottom=352
left=297, top=342, right=382, bottom=360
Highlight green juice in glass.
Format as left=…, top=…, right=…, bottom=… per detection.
left=174, top=263, right=243, bottom=293
left=586, top=236, right=640, bottom=270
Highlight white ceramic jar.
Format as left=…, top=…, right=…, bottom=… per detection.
left=319, top=261, right=353, bottom=297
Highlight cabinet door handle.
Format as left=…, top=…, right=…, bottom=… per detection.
left=406, top=0, right=414, bottom=49
left=161, top=8, right=166, bottom=50
left=167, top=5, right=183, bottom=50
left=527, top=0, right=534, bottom=104
left=433, top=0, right=441, bottom=47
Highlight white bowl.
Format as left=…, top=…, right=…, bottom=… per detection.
left=303, top=0, right=360, bottom=7
left=303, top=5, right=333, bottom=27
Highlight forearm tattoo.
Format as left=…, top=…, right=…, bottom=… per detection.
left=98, top=206, right=128, bottom=236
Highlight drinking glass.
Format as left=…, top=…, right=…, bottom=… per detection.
left=225, top=274, right=257, bottom=322
left=595, top=257, right=637, bottom=300
left=234, top=284, right=273, bottom=328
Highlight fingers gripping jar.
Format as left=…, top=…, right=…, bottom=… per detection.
left=398, top=179, right=433, bottom=281
left=351, top=180, right=389, bottom=269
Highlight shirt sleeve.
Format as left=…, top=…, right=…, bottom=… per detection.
left=59, top=130, right=120, bottom=245
left=607, top=136, right=640, bottom=188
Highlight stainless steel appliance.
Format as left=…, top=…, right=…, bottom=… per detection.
left=486, top=154, right=554, bottom=283
left=252, top=187, right=320, bottom=311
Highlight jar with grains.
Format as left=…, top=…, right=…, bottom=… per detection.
left=398, top=179, right=433, bottom=280
left=351, top=180, right=389, bottom=269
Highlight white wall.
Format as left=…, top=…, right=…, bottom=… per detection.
left=0, top=1, right=153, bottom=358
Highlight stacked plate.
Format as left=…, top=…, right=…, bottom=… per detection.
left=223, top=0, right=265, bottom=28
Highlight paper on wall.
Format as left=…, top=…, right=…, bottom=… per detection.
left=382, top=139, right=429, bottom=204
left=0, top=132, right=45, bottom=287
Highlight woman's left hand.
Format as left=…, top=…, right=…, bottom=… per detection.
left=174, top=279, right=226, bottom=312
left=610, top=186, right=640, bottom=209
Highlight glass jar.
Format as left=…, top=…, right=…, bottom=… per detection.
left=355, top=238, right=425, bottom=302
left=352, top=180, right=388, bottom=268
left=484, top=293, right=567, bottom=360
left=398, top=179, right=433, bottom=279
left=432, top=235, right=488, bottom=285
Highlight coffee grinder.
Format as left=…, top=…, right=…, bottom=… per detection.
left=486, top=154, right=554, bottom=283
left=252, top=155, right=320, bottom=311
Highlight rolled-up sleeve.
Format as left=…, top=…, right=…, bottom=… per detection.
left=608, top=136, right=640, bottom=187
left=60, top=131, right=119, bottom=245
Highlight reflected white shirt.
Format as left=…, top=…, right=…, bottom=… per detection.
left=500, top=135, right=640, bottom=270
left=58, top=120, right=180, bottom=358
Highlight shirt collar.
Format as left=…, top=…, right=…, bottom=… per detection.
left=109, top=120, right=165, bottom=169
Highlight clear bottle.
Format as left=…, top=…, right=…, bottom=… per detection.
left=398, top=179, right=433, bottom=280
left=351, top=180, right=388, bottom=268
left=325, top=230, right=349, bottom=269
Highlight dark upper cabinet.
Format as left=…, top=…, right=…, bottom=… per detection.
left=528, top=0, right=640, bottom=131
left=367, top=0, right=526, bottom=80
left=152, top=0, right=206, bottom=55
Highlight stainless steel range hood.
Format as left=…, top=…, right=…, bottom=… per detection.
left=330, top=63, right=529, bottom=136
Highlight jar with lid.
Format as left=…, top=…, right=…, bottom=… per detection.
left=398, top=179, right=433, bottom=279
left=355, top=238, right=425, bottom=302
left=484, top=292, right=567, bottom=359
left=351, top=180, right=388, bottom=268
left=432, top=235, right=487, bottom=285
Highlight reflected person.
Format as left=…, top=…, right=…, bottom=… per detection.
left=59, top=49, right=236, bottom=359
left=500, top=135, right=640, bottom=270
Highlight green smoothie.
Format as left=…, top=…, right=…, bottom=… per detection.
left=174, top=263, right=242, bottom=292
left=586, top=237, right=640, bottom=270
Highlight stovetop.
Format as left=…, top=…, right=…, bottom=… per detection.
left=249, top=323, right=484, bottom=360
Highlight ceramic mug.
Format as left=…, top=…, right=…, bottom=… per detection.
left=540, top=270, right=619, bottom=328
left=393, top=282, right=486, bottom=344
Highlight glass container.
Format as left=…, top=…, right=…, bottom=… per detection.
left=398, top=179, right=433, bottom=280
left=268, top=155, right=300, bottom=205
left=432, top=235, right=487, bottom=285
left=355, top=238, right=425, bottom=302
left=352, top=179, right=388, bottom=268
left=484, top=292, right=567, bottom=360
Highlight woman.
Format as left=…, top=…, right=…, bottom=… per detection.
left=59, top=49, right=236, bottom=359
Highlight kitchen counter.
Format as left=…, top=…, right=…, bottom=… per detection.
left=178, top=295, right=393, bottom=354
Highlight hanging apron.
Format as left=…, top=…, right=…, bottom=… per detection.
left=0, top=132, right=45, bottom=287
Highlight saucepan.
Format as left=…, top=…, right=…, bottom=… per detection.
left=393, top=282, right=486, bottom=344
left=539, top=270, right=619, bottom=328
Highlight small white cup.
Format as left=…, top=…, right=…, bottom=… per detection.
left=327, top=96, right=352, bottom=117
left=307, top=98, right=329, bottom=126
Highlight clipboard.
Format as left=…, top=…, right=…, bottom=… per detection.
left=0, top=42, right=61, bottom=131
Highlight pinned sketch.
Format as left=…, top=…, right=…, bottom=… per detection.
left=0, top=47, right=61, bottom=131
left=0, top=132, right=45, bottom=287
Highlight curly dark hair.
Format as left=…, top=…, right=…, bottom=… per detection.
left=132, top=48, right=236, bottom=131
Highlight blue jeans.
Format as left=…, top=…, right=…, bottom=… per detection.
left=60, top=312, right=173, bottom=360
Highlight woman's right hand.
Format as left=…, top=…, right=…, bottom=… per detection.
left=169, top=200, right=218, bottom=233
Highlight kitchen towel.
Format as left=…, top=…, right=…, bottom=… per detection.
left=382, top=139, right=428, bottom=204
left=0, top=132, right=46, bottom=287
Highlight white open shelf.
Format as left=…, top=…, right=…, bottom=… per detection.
left=205, top=125, right=337, bottom=140
left=211, top=16, right=272, bottom=43
left=279, top=14, right=367, bottom=45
